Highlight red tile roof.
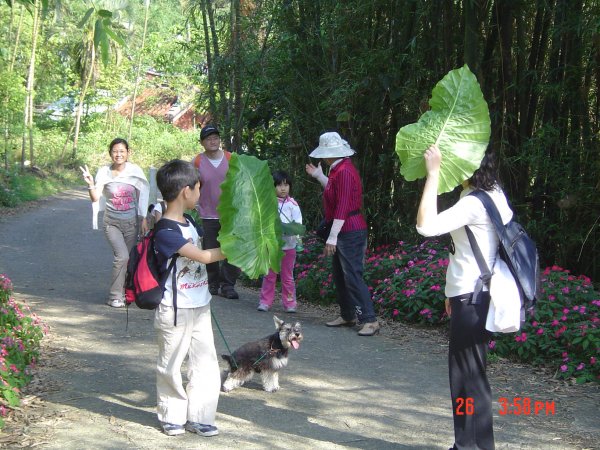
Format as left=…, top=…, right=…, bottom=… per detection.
left=116, top=86, right=207, bottom=130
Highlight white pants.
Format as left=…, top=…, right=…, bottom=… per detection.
left=154, top=303, right=220, bottom=426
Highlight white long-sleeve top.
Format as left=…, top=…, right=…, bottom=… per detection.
left=92, top=162, right=149, bottom=229
left=278, top=196, right=302, bottom=250
left=416, top=186, right=513, bottom=298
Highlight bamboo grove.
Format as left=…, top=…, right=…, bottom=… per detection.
left=192, top=0, right=599, bottom=282
left=1, top=0, right=599, bottom=281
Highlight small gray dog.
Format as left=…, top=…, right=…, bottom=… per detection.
left=221, top=316, right=303, bottom=392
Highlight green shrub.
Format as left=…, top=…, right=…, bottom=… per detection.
left=1, top=114, right=199, bottom=207
left=0, top=274, right=47, bottom=428
left=0, top=168, right=20, bottom=207
left=73, top=114, right=198, bottom=170
left=0, top=166, right=74, bottom=207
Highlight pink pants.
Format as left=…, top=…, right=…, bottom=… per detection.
left=260, top=248, right=297, bottom=308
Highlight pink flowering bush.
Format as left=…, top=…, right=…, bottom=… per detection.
left=296, top=237, right=449, bottom=322
left=0, top=274, right=47, bottom=428
left=296, top=238, right=600, bottom=384
left=490, top=266, right=599, bottom=384
left=366, top=240, right=449, bottom=323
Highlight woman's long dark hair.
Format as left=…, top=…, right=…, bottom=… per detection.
left=468, top=149, right=499, bottom=191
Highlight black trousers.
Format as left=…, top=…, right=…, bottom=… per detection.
left=449, top=292, right=495, bottom=450
left=201, top=218, right=240, bottom=290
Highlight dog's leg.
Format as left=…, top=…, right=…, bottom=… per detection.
left=222, top=368, right=253, bottom=392
left=261, top=370, right=280, bottom=392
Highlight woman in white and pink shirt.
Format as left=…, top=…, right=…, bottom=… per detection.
left=80, top=138, right=149, bottom=308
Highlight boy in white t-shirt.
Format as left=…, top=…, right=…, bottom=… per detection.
left=154, top=159, right=225, bottom=437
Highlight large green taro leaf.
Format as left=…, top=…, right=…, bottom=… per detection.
left=217, top=153, right=284, bottom=279
left=280, top=221, right=306, bottom=236
left=395, top=65, right=490, bottom=194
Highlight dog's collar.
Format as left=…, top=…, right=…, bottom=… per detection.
left=268, top=343, right=283, bottom=354
left=252, top=341, right=286, bottom=366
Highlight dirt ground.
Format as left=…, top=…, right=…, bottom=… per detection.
left=0, top=190, right=598, bottom=450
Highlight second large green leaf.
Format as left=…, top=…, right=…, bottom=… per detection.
left=217, top=153, right=284, bottom=279
left=395, top=65, right=490, bottom=194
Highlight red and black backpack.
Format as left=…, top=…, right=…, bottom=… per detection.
left=125, top=214, right=198, bottom=326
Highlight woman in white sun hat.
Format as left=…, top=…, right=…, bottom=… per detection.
left=305, top=132, right=379, bottom=336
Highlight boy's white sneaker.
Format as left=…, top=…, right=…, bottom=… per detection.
left=160, top=422, right=185, bottom=436
left=185, top=422, right=219, bottom=437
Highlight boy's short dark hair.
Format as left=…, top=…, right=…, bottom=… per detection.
left=157, top=160, right=200, bottom=201
left=273, top=170, right=292, bottom=190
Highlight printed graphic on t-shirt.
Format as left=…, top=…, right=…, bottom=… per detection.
left=104, top=182, right=136, bottom=217
left=156, top=220, right=211, bottom=308
left=177, top=238, right=208, bottom=290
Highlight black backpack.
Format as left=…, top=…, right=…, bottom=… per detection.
left=466, top=190, right=540, bottom=317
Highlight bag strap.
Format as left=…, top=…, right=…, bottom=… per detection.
left=153, top=219, right=182, bottom=326
left=323, top=209, right=360, bottom=221
left=465, top=190, right=508, bottom=304
left=464, top=226, right=493, bottom=304
left=170, top=257, right=178, bottom=326
left=468, top=190, right=505, bottom=237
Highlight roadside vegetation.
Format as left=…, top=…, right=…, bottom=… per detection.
left=295, top=236, right=600, bottom=384
left=0, top=275, right=46, bottom=428
left=0, top=114, right=195, bottom=209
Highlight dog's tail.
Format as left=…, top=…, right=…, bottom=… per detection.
left=221, top=354, right=237, bottom=371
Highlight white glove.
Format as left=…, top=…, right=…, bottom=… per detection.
left=310, top=163, right=329, bottom=188
left=326, top=219, right=345, bottom=246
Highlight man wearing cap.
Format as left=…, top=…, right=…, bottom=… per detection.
left=193, top=124, right=240, bottom=299
left=305, top=131, right=380, bottom=336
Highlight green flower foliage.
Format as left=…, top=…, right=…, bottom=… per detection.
left=217, top=154, right=284, bottom=279
left=0, top=275, right=47, bottom=428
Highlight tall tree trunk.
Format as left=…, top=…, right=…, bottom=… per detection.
left=3, top=5, right=25, bottom=170
left=21, top=0, right=40, bottom=170
left=199, top=0, right=217, bottom=117
left=28, top=81, right=34, bottom=164
left=72, top=45, right=95, bottom=159
left=128, top=0, right=151, bottom=142
left=206, top=0, right=231, bottom=146
left=497, top=0, right=521, bottom=196
left=464, top=0, right=480, bottom=74
left=231, top=0, right=243, bottom=152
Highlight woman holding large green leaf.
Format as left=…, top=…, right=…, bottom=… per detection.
left=306, top=132, right=379, bottom=336
left=417, top=144, right=513, bottom=450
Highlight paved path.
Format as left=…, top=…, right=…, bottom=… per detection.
left=0, top=190, right=598, bottom=450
